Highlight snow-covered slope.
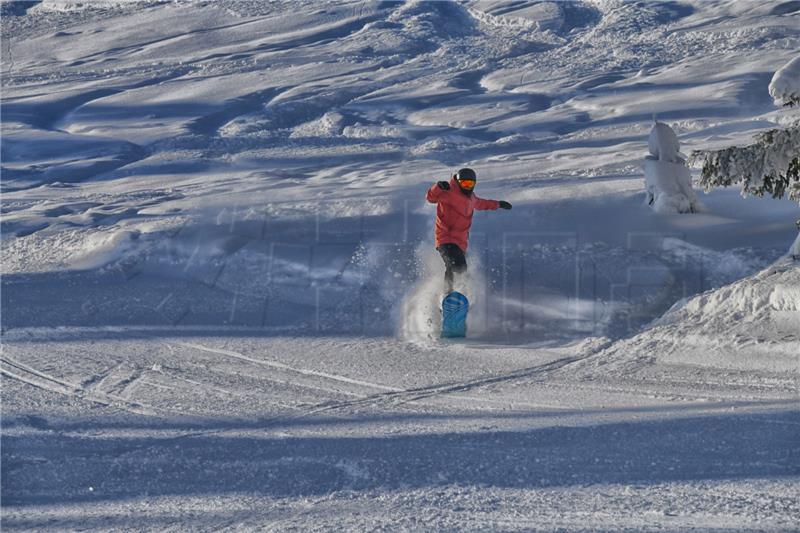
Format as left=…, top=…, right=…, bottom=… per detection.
left=2, top=1, right=799, bottom=530
left=586, top=257, right=800, bottom=373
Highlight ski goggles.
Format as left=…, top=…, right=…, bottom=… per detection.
left=458, top=179, right=476, bottom=190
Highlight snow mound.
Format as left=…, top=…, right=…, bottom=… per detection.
left=599, top=258, right=800, bottom=373
left=467, top=1, right=564, bottom=32
left=66, top=228, right=144, bottom=270
left=387, top=0, right=477, bottom=41
left=769, top=55, right=800, bottom=107
left=290, top=112, right=344, bottom=139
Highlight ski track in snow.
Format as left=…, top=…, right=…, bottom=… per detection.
left=173, top=341, right=404, bottom=394
left=2, top=0, right=800, bottom=530
left=0, top=354, right=159, bottom=416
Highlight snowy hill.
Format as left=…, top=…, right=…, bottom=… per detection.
left=2, top=1, right=799, bottom=530
left=570, top=256, right=799, bottom=389
left=640, top=257, right=799, bottom=373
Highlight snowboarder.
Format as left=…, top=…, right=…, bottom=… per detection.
left=426, top=168, right=512, bottom=293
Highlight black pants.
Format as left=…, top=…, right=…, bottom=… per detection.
left=437, top=243, right=467, bottom=293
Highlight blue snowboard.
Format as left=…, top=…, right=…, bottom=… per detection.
left=441, top=291, right=469, bottom=338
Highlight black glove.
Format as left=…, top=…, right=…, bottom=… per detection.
left=498, top=200, right=512, bottom=210
left=437, top=181, right=450, bottom=190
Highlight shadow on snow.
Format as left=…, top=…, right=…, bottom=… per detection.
left=2, top=407, right=798, bottom=509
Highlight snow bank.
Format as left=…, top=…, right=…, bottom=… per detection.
left=289, top=112, right=344, bottom=139
left=65, top=229, right=144, bottom=270
left=644, top=122, right=704, bottom=214
left=769, top=56, right=800, bottom=107
left=599, top=258, right=800, bottom=373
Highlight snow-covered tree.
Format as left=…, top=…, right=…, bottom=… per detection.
left=644, top=121, right=704, bottom=214
left=694, top=56, right=800, bottom=258
left=769, top=56, right=800, bottom=107
left=698, top=127, right=800, bottom=202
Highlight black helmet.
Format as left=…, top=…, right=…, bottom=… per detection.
left=454, top=168, right=476, bottom=181
left=454, top=168, right=477, bottom=191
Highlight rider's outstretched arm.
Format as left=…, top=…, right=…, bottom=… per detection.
left=427, top=181, right=449, bottom=203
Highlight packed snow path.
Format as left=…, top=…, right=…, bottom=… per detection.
left=3, top=328, right=799, bottom=531
left=2, top=1, right=799, bottom=531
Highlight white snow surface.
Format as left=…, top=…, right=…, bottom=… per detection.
left=2, top=1, right=800, bottom=531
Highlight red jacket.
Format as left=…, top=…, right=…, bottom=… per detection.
left=426, top=178, right=499, bottom=251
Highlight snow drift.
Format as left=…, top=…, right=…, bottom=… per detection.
left=598, top=257, right=800, bottom=373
